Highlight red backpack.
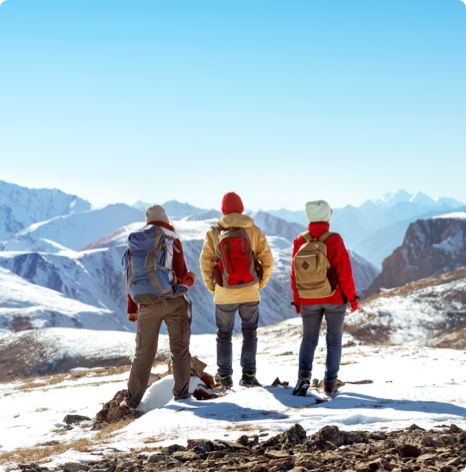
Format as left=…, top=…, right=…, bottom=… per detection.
left=214, top=227, right=262, bottom=288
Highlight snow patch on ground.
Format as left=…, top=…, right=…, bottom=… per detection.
left=1, top=318, right=464, bottom=469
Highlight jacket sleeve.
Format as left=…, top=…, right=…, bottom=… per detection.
left=256, top=228, right=274, bottom=289
left=173, top=239, right=194, bottom=286
left=327, top=234, right=357, bottom=302
left=199, top=228, right=217, bottom=294
left=290, top=236, right=302, bottom=305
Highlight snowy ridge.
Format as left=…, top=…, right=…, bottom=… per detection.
left=15, top=203, right=144, bottom=251
left=0, top=180, right=90, bottom=240
left=0, top=267, right=127, bottom=332
left=347, top=267, right=466, bottom=346
left=432, top=211, right=466, bottom=220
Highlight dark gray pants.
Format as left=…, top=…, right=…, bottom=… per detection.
left=215, top=302, right=259, bottom=375
left=299, top=304, right=346, bottom=381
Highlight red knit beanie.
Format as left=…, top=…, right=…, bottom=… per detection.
left=221, top=192, right=244, bottom=215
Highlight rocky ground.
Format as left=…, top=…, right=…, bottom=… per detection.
left=16, top=423, right=465, bottom=472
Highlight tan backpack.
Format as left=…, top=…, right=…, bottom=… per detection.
left=293, top=231, right=337, bottom=299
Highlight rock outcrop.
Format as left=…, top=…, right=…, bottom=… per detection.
left=366, top=213, right=466, bottom=296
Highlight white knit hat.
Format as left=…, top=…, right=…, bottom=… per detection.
left=305, top=200, right=332, bottom=223
left=145, top=204, right=169, bottom=224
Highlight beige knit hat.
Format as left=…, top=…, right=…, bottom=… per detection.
left=145, top=204, right=169, bottom=224
left=305, top=200, right=332, bottom=223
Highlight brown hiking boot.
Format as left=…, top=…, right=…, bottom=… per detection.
left=324, top=378, right=338, bottom=395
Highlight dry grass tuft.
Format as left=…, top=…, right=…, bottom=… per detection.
left=94, top=418, right=134, bottom=441
left=0, top=438, right=93, bottom=466
left=225, top=424, right=268, bottom=433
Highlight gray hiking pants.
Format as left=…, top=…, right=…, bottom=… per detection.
left=127, top=296, right=191, bottom=408
left=215, top=302, right=259, bottom=376
left=298, top=304, right=346, bottom=381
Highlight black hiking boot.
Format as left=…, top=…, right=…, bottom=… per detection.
left=239, top=371, right=262, bottom=387
left=292, top=370, right=311, bottom=396
left=215, top=373, right=233, bottom=389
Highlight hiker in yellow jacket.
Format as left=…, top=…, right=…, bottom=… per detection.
left=199, top=192, right=273, bottom=388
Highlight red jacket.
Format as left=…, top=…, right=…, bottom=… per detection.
left=291, top=222, right=357, bottom=308
left=127, top=221, right=194, bottom=314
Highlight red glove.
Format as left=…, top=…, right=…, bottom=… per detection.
left=291, top=302, right=301, bottom=314
left=127, top=294, right=138, bottom=322
left=350, top=299, right=359, bottom=313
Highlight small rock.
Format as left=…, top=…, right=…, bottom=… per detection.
left=445, top=456, right=463, bottom=467
left=63, top=463, right=89, bottom=472
left=264, top=450, right=290, bottom=459
left=449, top=424, right=463, bottom=433
left=417, top=453, right=438, bottom=464
left=271, top=377, right=289, bottom=387
left=406, top=424, right=425, bottom=432
left=146, top=453, right=166, bottom=463
left=166, top=443, right=186, bottom=453
left=236, top=435, right=250, bottom=446
left=313, top=425, right=346, bottom=448
left=63, top=414, right=91, bottom=425
left=172, top=451, right=199, bottom=462
left=396, top=443, right=422, bottom=458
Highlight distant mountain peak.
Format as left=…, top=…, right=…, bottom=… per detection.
left=379, top=189, right=412, bottom=205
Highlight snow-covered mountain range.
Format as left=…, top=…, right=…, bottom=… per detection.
left=0, top=181, right=378, bottom=335
left=270, top=190, right=465, bottom=266
left=1, top=180, right=464, bottom=348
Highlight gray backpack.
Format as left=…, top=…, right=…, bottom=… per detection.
left=293, top=231, right=336, bottom=299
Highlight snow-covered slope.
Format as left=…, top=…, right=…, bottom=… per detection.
left=0, top=327, right=140, bottom=380
left=0, top=317, right=464, bottom=468
left=0, top=267, right=127, bottom=333
left=0, top=180, right=91, bottom=240
left=14, top=203, right=144, bottom=251
left=347, top=267, right=466, bottom=347
left=366, top=212, right=466, bottom=295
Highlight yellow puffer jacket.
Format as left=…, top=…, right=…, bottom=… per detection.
left=199, top=213, right=274, bottom=305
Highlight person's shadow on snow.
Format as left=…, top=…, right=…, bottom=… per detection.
left=265, top=386, right=466, bottom=419
left=164, top=397, right=288, bottom=422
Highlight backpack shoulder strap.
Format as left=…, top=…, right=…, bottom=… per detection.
left=300, top=231, right=313, bottom=242
left=319, top=231, right=335, bottom=243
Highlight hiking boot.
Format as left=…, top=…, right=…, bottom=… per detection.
left=324, top=378, right=338, bottom=395
left=292, top=370, right=311, bottom=396
left=239, top=371, right=262, bottom=387
left=215, top=373, right=233, bottom=389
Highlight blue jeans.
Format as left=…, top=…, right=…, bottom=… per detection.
left=215, top=302, right=259, bottom=375
left=299, top=304, right=346, bottom=381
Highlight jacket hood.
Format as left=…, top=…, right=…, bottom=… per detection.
left=148, top=221, right=180, bottom=239
left=218, top=213, right=254, bottom=229
left=307, top=222, right=331, bottom=239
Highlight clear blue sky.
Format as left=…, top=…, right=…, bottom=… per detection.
left=0, top=0, right=465, bottom=210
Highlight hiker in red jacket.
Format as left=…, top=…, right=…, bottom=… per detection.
left=291, top=200, right=358, bottom=397
left=122, top=205, right=196, bottom=409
